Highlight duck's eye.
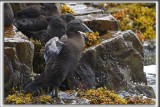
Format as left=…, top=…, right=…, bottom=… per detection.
left=77, top=22, right=81, bottom=25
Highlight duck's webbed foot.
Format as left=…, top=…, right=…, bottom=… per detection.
left=24, top=82, right=42, bottom=96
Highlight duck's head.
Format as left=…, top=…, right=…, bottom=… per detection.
left=61, top=13, right=75, bottom=24
left=48, top=15, right=66, bottom=31
left=44, top=3, right=58, bottom=10
left=66, top=19, right=92, bottom=38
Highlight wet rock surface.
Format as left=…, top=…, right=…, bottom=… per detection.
left=4, top=36, right=34, bottom=96
left=76, top=14, right=119, bottom=35
left=68, top=3, right=103, bottom=16
left=55, top=91, right=90, bottom=104
left=143, top=40, right=156, bottom=66
left=66, top=30, right=155, bottom=98
left=144, top=65, right=156, bottom=94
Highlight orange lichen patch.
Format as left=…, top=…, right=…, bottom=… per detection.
left=4, top=25, right=15, bottom=38
left=85, top=31, right=101, bottom=48
left=60, top=4, right=74, bottom=14
left=135, top=30, right=145, bottom=43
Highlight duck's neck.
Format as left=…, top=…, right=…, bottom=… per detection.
left=66, top=31, right=80, bottom=38
left=66, top=31, right=85, bottom=45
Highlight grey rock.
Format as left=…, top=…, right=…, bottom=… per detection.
left=68, top=3, right=103, bottom=16
left=52, top=91, right=90, bottom=104
left=76, top=14, right=119, bottom=35
left=66, top=30, right=154, bottom=97
left=58, top=91, right=77, bottom=100
left=123, top=84, right=155, bottom=98
left=4, top=37, right=34, bottom=96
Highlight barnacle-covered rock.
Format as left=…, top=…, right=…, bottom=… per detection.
left=66, top=30, right=155, bottom=98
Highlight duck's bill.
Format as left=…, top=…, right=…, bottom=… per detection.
left=78, top=31, right=88, bottom=42
left=81, top=23, right=93, bottom=33
left=78, top=31, right=86, bottom=36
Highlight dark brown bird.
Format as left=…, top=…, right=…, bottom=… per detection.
left=24, top=19, right=92, bottom=97
left=13, top=3, right=61, bottom=38
left=4, top=3, right=14, bottom=26
left=47, top=13, right=75, bottom=41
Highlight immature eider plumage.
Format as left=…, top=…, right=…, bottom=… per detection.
left=46, top=13, right=75, bottom=42
left=13, top=3, right=61, bottom=39
left=24, top=19, right=92, bottom=97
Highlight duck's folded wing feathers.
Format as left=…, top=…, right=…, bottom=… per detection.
left=44, top=37, right=64, bottom=63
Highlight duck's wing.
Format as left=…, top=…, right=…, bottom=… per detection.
left=13, top=17, right=48, bottom=31
left=44, top=37, right=64, bottom=63
left=15, top=6, right=41, bottom=18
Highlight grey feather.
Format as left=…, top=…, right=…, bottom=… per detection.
left=44, top=37, right=64, bottom=63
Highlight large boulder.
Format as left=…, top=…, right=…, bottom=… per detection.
left=4, top=35, right=34, bottom=96
left=76, top=14, right=119, bottom=35
left=66, top=30, right=154, bottom=98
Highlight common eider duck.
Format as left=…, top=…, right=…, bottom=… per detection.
left=46, top=14, right=75, bottom=42
left=24, top=19, right=92, bottom=97
left=13, top=3, right=61, bottom=38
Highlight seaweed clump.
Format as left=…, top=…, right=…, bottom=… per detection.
left=30, top=38, right=45, bottom=74
left=126, top=96, right=155, bottom=104
left=5, top=88, right=52, bottom=104
left=85, top=31, right=101, bottom=48
left=78, top=87, right=127, bottom=104
left=109, top=3, right=156, bottom=41
left=4, top=25, right=15, bottom=38
left=78, top=87, right=155, bottom=104
left=60, top=4, right=74, bottom=14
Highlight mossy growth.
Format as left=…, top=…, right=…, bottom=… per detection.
left=30, top=38, right=45, bottom=74
left=60, top=4, right=74, bottom=14
left=85, top=31, right=102, bottom=48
